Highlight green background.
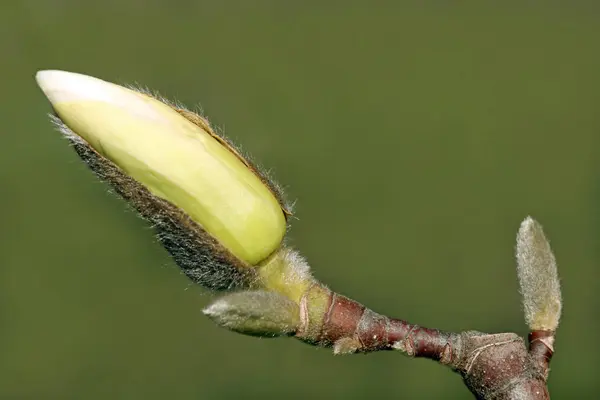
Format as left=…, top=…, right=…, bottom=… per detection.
left=1, top=1, right=599, bottom=398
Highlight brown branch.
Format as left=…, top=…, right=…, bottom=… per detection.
left=293, top=282, right=554, bottom=399
left=528, top=330, right=556, bottom=380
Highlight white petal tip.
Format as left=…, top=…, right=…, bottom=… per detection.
left=35, top=70, right=119, bottom=105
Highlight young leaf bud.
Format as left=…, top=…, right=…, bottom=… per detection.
left=36, top=70, right=289, bottom=288
left=515, top=216, right=562, bottom=331
left=203, top=291, right=300, bottom=337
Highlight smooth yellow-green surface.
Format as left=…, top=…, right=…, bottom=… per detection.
left=2, top=1, right=600, bottom=398
left=48, top=81, right=286, bottom=266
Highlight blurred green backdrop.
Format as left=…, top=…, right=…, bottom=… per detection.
left=1, top=1, right=599, bottom=398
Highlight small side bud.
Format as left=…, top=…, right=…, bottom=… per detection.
left=515, top=217, right=562, bottom=331
left=333, top=337, right=362, bottom=355
left=203, top=291, right=300, bottom=337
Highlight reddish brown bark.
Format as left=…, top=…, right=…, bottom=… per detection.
left=296, top=285, right=554, bottom=399
left=528, top=330, right=555, bottom=380
left=297, top=289, right=455, bottom=356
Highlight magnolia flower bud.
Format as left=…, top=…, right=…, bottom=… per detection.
left=36, top=70, right=289, bottom=288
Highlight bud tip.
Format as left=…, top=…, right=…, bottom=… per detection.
left=36, top=70, right=112, bottom=105
left=516, top=216, right=562, bottom=332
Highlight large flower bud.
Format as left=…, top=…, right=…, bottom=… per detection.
left=36, top=70, right=289, bottom=290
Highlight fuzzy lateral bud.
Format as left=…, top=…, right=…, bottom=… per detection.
left=35, top=70, right=287, bottom=268
left=516, top=217, right=562, bottom=331
left=203, top=291, right=300, bottom=337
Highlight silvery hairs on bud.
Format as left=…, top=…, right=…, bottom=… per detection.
left=203, top=290, right=300, bottom=337
left=51, top=113, right=253, bottom=291
left=515, top=216, right=562, bottom=331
